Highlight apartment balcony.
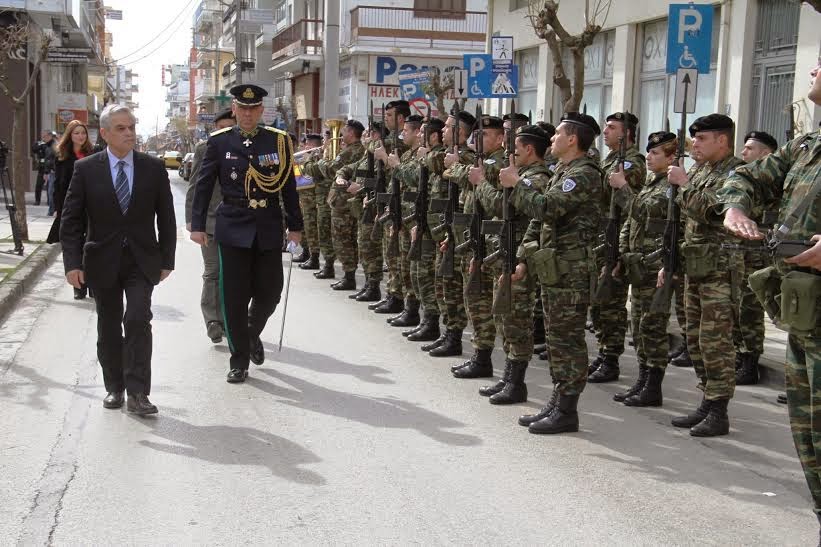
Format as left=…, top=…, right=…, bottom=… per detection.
left=270, top=19, right=323, bottom=75
left=347, top=6, right=486, bottom=53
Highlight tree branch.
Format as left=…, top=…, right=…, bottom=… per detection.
left=545, top=31, right=571, bottom=108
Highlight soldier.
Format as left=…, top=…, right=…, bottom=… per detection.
left=534, top=121, right=558, bottom=361
left=719, top=59, right=820, bottom=538
left=406, top=117, right=447, bottom=344
left=666, top=113, right=744, bottom=436
left=589, top=112, right=647, bottom=383
left=384, top=114, right=425, bottom=328
left=295, top=133, right=325, bottom=270
left=327, top=120, right=367, bottom=291
left=500, top=112, right=603, bottom=433
left=453, top=116, right=505, bottom=379
left=731, top=130, right=778, bottom=385
left=184, top=108, right=236, bottom=344
left=478, top=124, right=552, bottom=404
left=608, top=131, right=678, bottom=407
left=313, top=129, right=337, bottom=279
left=190, top=83, right=303, bottom=383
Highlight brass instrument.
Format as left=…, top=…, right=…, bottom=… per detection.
left=293, top=145, right=323, bottom=165
left=325, top=119, right=345, bottom=160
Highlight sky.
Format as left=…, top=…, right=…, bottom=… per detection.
left=104, top=0, right=198, bottom=138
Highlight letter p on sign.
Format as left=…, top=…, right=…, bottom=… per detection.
left=677, top=8, right=702, bottom=42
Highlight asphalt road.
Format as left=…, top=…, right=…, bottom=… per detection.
left=0, top=171, right=816, bottom=545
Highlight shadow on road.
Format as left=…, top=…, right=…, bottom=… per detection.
left=246, top=368, right=482, bottom=447
left=264, top=345, right=395, bottom=385
left=128, top=413, right=326, bottom=486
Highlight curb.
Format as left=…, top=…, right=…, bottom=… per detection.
left=0, top=243, right=62, bottom=324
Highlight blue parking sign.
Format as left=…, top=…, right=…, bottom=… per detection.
left=666, top=4, right=713, bottom=74
left=464, top=54, right=492, bottom=98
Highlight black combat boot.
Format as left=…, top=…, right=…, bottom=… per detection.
left=529, top=393, right=580, bottom=434
left=624, top=367, right=664, bottom=407
left=421, top=330, right=447, bottom=351
left=428, top=329, right=463, bottom=357
left=735, top=353, right=760, bottom=385
left=349, top=278, right=369, bottom=299
left=777, top=393, right=788, bottom=404
left=314, top=260, right=335, bottom=279
left=539, top=349, right=550, bottom=361
left=670, top=346, right=693, bottom=367
left=614, top=364, right=648, bottom=402
left=407, top=314, right=440, bottom=342
left=389, top=299, right=420, bottom=327
left=671, top=393, right=710, bottom=428
left=489, top=360, right=528, bottom=405
left=374, top=294, right=404, bottom=314
left=668, top=335, right=687, bottom=361
left=479, top=359, right=510, bottom=397
left=452, top=348, right=493, bottom=378
left=368, top=296, right=389, bottom=310
left=588, top=352, right=605, bottom=376
left=298, top=252, right=320, bottom=270
left=356, top=280, right=381, bottom=302
left=533, top=343, right=547, bottom=355
left=588, top=355, right=619, bottom=383
left=690, top=398, right=730, bottom=437
left=292, top=246, right=310, bottom=263
left=331, top=271, right=356, bottom=291
left=519, top=388, right=558, bottom=426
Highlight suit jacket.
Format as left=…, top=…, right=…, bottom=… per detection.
left=184, top=139, right=221, bottom=233
left=60, top=150, right=177, bottom=288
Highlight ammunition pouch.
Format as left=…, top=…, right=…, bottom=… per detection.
left=621, top=252, right=647, bottom=286
left=682, top=243, right=718, bottom=279
left=747, top=266, right=782, bottom=326
left=528, top=247, right=587, bottom=287
left=779, top=270, right=821, bottom=335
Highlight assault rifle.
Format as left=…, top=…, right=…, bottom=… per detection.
left=721, top=232, right=814, bottom=258
left=430, top=102, right=464, bottom=277
left=404, top=123, right=431, bottom=261
left=376, top=169, right=402, bottom=257
left=454, top=105, right=485, bottom=296
left=363, top=103, right=388, bottom=227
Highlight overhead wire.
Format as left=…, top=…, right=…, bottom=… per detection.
left=110, top=0, right=198, bottom=63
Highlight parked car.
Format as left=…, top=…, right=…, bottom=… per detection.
left=180, top=152, right=195, bottom=180
left=162, top=151, right=182, bottom=169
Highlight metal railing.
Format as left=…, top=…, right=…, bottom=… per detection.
left=272, top=18, right=323, bottom=61
left=348, top=6, right=486, bottom=50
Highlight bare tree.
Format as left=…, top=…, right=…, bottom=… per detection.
left=527, top=0, right=611, bottom=112
left=421, top=68, right=465, bottom=121
left=0, top=16, right=51, bottom=240
left=169, top=116, right=196, bottom=153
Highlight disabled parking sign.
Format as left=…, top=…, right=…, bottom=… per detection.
left=666, top=4, right=713, bottom=74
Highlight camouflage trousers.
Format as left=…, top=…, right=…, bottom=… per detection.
left=674, top=283, right=687, bottom=333
left=383, top=225, right=403, bottom=298
left=462, top=257, right=497, bottom=351
left=684, top=271, right=738, bottom=400
left=436, top=249, right=467, bottom=330
left=298, top=189, right=318, bottom=251
left=358, top=219, right=384, bottom=282
left=331, top=206, right=358, bottom=273
left=543, top=284, right=590, bottom=396
left=591, top=276, right=629, bottom=357
left=733, top=253, right=767, bottom=355
left=497, top=273, right=536, bottom=362
left=315, top=179, right=335, bottom=261
left=399, top=228, right=416, bottom=301
left=631, top=275, right=671, bottom=370
left=785, top=333, right=821, bottom=516
left=411, top=237, right=437, bottom=315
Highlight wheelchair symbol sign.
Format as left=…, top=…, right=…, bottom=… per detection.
left=666, top=4, right=713, bottom=74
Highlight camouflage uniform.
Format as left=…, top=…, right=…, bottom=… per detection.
left=382, top=132, right=409, bottom=298
left=514, top=155, right=603, bottom=395
left=464, top=147, right=506, bottom=350
left=326, top=141, right=366, bottom=273
left=310, top=155, right=335, bottom=262
left=718, top=131, right=820, bottom=516
left=478, top=162, right=551, bottom=361
left=533, top=158, right=561, bottom=342
left=679, top=154, right=745, bottom=400
left=298, top=157, right=320, bottom=251
left=395, top=145, right=421, bottom=302
left=592, top=145, right=647, bottom=358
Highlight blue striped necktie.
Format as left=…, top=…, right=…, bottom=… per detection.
left=115, top=160, right=130, bottom=213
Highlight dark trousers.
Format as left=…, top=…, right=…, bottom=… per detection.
left=34, top=168, right=45, bottom=204
left=218, top=239, right=284, bottom=370
left=93, top=247, right=155, bottom=395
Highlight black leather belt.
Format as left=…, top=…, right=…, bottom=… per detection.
left=224, top=197, right=268, bottom=209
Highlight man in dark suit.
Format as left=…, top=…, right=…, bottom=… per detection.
left=60, top=104, right=177, bottom=415
left=191, top=83, right=303, bottom=384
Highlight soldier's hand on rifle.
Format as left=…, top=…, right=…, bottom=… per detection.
left=609, top=164, right=627, bottom=189
left=469, top=257, right=479, bottom=274
left=65, top=269, right=85, bottom=289
left=373, top=146, right=389, bottom=163
left=785, top=234, right=821, bottom=270
left=190, top=231, right=208, bottom=247
left=468, top=166, right=483, bottom=187
left=411, top=225, right=418, bottom=242
left=723, top=207, right=764, bottom=240
left=439, top=239, right=448, bottom=253
left=335, top=177, right=348, bottom=187
left=667, top=160, right=689, bottom=187
left=416, top=146, right=429, bottom=159
left=499, top=165, right=519, bottom=188
left=656, top=268, right=665, bottom=288
left=387, top=150, right=401, bottom=169
left=347, top=182, right=362, bottom=194
left=511, top=262, right=527, bottom=282
left=444, top=152, right=459, bottom=168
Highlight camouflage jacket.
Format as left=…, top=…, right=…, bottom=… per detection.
left=465, top=147, right=505, bottom=217
left=423, top=144, right=448, bottom=200
left=678, top=153, right=745, bottom=246
left=322, top=141, right=366, bottom=181
left=600, top=144, right=647, bottom=222
left=617, top=171, right=673, bottom=254
left=443, top=147, right=476, bottom=209
left=396, top=145, right=421, bottom=217
left=717, top=131, right=820, bottom=273
left=483, top=161, right=552, bottom=248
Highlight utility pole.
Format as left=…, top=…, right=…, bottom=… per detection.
left=234, top=0, right=242, bottom=86
left=322, top=0, right=340, bottom=120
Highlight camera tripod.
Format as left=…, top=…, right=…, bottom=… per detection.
left=0, top=144, right=25, bottom=256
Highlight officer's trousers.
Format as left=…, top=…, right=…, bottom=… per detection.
left=218, top=239, right=284, bottom=370
left=200, top=233, right=222, bottom=329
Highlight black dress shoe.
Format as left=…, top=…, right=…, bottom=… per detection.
left=103, top=391, right=124, bottom=409
left=250, top=336, right=265, bottom=365
left=126, top=394, right=158, bottom=415
left=227, top=369, right=249, bottom=383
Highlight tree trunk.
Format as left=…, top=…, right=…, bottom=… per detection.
left=11, top=102, right=28, bottom=241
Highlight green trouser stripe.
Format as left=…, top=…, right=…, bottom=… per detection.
left=217, top=244, right=235, bottom=353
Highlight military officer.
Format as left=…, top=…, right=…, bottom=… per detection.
left=191, top=83, right=303, bottom=384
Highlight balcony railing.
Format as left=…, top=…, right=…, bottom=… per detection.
left=348, top=6, right=486, bottom=50
left=271, top=19, right=323, bottom=62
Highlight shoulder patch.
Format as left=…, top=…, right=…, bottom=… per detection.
left=484, top=158, right=496, bottom=165
left=263, top=126, right=287, bottom=136
left=623, top=160, right=632, bottom=170
left=562, top=178, right=576, bottom=192
left=665, top=187, right=672, bottom=199
left=521, top=178, right=532, bottom=188
left=209, top=127, right=232, bottom=137
left=548, top=163, right=557, bottom=172
left=727, top=169, right=735, bottom=177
